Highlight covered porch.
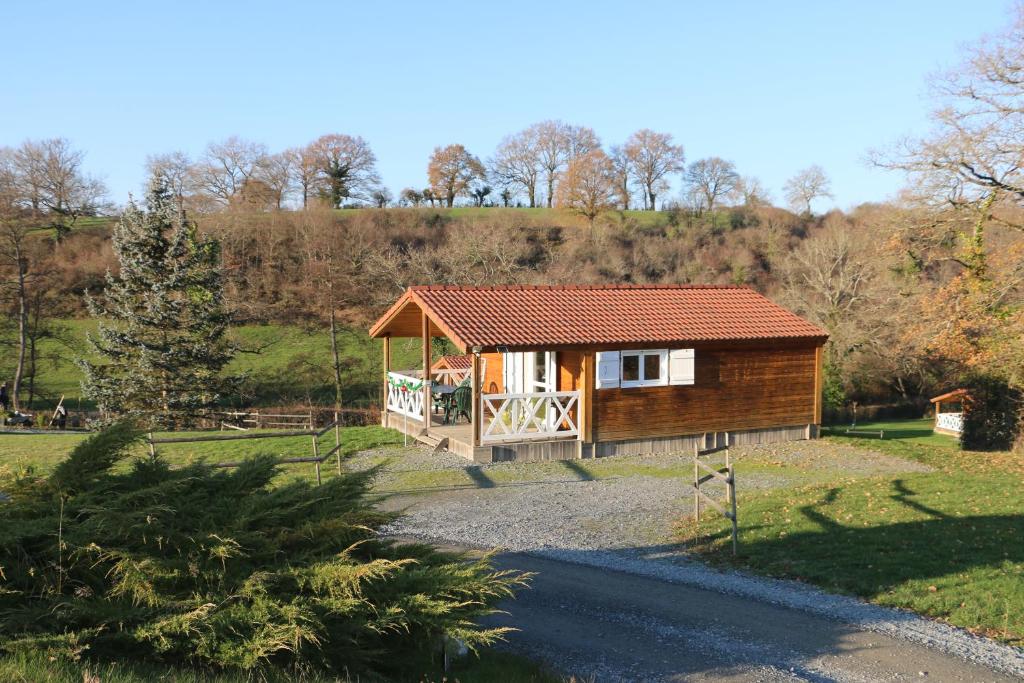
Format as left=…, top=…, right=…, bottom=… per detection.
left=372, top=291, right=592, bottom=463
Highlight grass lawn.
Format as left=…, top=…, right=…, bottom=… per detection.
left=678, top=418, right=1024, bottom=646
left=0, top=649, right=561, bottom=682
left=822, top=417, right=957, bottom=448
left=0, top=319, right=424, bottom=411
left=0, top=425, right=406, bottom=481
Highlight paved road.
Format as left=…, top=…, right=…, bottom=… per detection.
left=483, top=552, right=1020, bottom=683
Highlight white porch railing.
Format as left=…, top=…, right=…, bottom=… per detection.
left=386, top=371, right=428, bottom=420
left=480, top=391, right=580, bottom=444
left=937, top=411, right=963, bottom=433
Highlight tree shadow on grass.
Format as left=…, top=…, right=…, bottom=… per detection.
left=696, top=482, right=1024, bottom=600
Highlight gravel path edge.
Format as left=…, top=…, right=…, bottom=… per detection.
left=391, top=532, right=1024, bottom=679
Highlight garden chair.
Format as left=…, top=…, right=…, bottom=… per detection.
left=449, top=385, right=472, bottom=424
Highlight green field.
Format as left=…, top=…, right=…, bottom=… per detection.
left=0, top=319, right=424, bottom=411
left=680, top=419, right=1024, bottom=645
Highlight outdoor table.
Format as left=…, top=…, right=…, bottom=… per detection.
left=431, top=385, right=457, bottom=423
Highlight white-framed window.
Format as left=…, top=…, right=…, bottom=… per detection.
left=596, top=348, right=695, bottom=389
left=620, top=350, right=668, bottom=387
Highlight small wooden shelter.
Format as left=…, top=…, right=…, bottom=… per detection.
left=370, top=285, right=829, bottom=463
left=930, top=388, right=967, bottom=436
left=430, top=354, right=472, bottom=386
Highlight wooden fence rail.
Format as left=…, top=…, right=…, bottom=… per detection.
left=147, top=413, right=344, bottom=485
left=693, top=436, right=738, bottom=555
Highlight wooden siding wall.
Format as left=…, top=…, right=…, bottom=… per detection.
left=558, top=351, right=583, bottom=391
left=481, top=352, right=503, bottom=393
left=594, top=346, right=818, bottom=442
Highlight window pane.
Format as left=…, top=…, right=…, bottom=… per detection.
left=534, top=351, right=546, bottom=384
left=644, top=353, right=661, bottom=381
left=622, top=354, right=640, bottom=382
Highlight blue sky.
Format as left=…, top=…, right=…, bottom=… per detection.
left=0, top=1, right=1012, bottom=209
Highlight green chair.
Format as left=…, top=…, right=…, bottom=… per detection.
left=450, top=385, right=472, bottom=424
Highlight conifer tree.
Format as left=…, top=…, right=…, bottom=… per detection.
left=80, top=182, right=235, bottom=426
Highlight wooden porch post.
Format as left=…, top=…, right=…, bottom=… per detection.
left=471, top=352, right=481, bottom=447
left=421, top=312, right=431, bottom=435
left=581, top=351, right=595, bottom=444
left=382, top=335, right=391, bottom=427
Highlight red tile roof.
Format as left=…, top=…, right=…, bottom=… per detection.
left=370, top=285, right=828, bottom=351
left=433, top=354, right=472, bottom=370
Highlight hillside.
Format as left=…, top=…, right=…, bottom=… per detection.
left=5, top=203, right=1020, bottom=411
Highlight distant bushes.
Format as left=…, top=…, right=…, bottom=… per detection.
left=0, top=423, right=528, bottom=678
left=960, top=374, right=1023, bottom=451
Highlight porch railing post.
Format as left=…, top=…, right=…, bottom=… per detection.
left=471, top=352, right=482, bottom=447
left=421, top=312, right=431, bottom=436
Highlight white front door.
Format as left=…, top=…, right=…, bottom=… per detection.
left=503, top=351, right=556, bottom=394
left=525, top=350, right=556, bottom=393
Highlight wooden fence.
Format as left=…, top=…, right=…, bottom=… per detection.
left=147, top=413, right=344, bottom=485
left=217, top=410, right=314, bottom=431
left=692, top=440, right=738, bottom=555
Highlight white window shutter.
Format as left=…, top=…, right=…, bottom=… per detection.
left=669, top=349, right=695, bottom=385
left=596, top=351, right=620, bottom=389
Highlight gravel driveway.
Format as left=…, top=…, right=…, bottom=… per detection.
left=364, top=440, right=928, bottom=551
left=351, top=442, right=1023, bottom=680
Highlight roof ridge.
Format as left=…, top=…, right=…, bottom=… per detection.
left=407, top=283, right=752, bottom=291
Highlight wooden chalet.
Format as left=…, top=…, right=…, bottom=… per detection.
left=369, top=285, right=829, bottom=463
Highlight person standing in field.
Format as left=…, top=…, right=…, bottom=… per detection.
left=0, top=383, right=9, bottom=413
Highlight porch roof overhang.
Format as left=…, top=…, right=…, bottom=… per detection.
left=368, top=285, right=830, bottom=353
left=930, top=388, right=968, bottom=404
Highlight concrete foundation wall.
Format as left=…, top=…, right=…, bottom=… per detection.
left=385, top=410, right=815, bottom=464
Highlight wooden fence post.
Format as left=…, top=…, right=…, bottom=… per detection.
left=312, top=432, right=321, bottom=486
left=334, top=411, right=342, bottom=474
left=693, top=443, right=700, bottom=522
left=728, top=460, right=738, bottom=556
left=148, top=432, right=156, bottom=461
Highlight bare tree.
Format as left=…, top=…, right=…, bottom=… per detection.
left=734, top=175, right=771, bottom=207
left=608, top=145, right=634, bottom=210
left=871, top=2, right=1024, bottom=282
left=876, top=6, right=1024, bottom=216
left=784, top=165, right=833, bottom=215
left=0, top=217, right=30, bottom=410
left=11, top=138, right=107, bottom=234
left=287, top=145, right=322, bottom=209
left=309, top=134, right=381, bottom=208
left=146, top=151, right=191, bottom=203
left=534, top=120, right=600, bottom=208
left=191, top=136, right=268, bottom=206
left=427, top=144, right=485, bottom=207
left=556, top=149, right=616, bottom=233
left=685, top=157, right=739, bottom=213
left=491, top=129, right=541, bottom=208
left=624, top=129, right=685, bottom=210
left=256, top=152, right=295, bottom=209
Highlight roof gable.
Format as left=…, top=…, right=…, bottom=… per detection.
left=370, top=285, right=828, bottom=351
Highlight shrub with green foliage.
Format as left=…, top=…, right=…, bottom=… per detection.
left=960, top=374, right=1022, bottom=451
left=0, top=423, right=528, bottom=679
